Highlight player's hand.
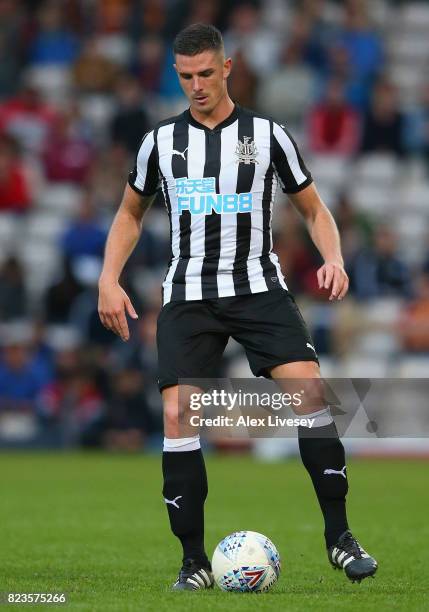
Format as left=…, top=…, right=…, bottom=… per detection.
left=98, top=280, right=138, bottom=341
left=317, top=261, right=349, bottom=301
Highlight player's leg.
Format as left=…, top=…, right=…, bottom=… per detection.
left=229, top=289, right=377, bottom=582
left=162, top=384, right=214, bottom=590
left=226, top=291, right=349, bottom=548
left=157, top=300, right=228, bottom=590
left=162, top=384, right=209, bottom=560
left=270, top=360, right=350, bottom=548
left=268, top=360, right=377, bottom=581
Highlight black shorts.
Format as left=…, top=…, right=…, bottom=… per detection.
left=156, top=288, right=319, bottom=392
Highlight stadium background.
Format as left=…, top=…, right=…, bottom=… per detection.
left=0, top=0, right=429, bottom=453
left=1, top=1, right=429, bottom=610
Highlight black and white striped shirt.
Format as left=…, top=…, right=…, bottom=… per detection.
left=128, top=104, right=312, bottom=305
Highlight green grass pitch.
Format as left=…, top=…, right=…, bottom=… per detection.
left=0, top=453, right=428, bottom=611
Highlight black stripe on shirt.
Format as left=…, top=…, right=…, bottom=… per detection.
left=232, top=112, right=255, bottom=295
left=201, top=129, right=222, bottom=299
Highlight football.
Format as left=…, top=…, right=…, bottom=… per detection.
left=212, top=530, right=281, bottom=592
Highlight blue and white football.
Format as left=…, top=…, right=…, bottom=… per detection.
left=212, top=530, right=281, bottom=592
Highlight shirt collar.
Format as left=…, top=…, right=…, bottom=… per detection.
left=185, top=103, right=240, bottom=132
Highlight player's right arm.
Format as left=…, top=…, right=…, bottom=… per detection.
left=98, top=130, right=159, bottom=341
left=98, top=186, right=156, bottom=341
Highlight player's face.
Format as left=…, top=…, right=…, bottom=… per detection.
left=174, top=50, right=232, bottom=115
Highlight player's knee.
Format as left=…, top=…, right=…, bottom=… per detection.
left=163, top=402, right=190, bottom=434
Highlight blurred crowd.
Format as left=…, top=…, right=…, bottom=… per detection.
left=1, top=0, right=429, bottom=449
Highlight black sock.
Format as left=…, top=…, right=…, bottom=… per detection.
left=298, top=422, right=349, bottom=548
left=162, top=448, right=209, bottom=564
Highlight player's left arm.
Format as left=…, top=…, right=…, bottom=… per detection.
left=288, top=183, right=349, bottom=301
left=271, top=121, right=348, bottom=301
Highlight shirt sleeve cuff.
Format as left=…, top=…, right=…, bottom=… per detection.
left=283, top=176, right=313, bottom=194
left=128, top=178, right=157, bottom=196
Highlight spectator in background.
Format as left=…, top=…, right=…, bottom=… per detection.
left=185, top=0, right=221, bottom=28
left=133, top=36, right=164, bottom=95
left=29, top=320, right=55, bottom=379
left=60, top=192, right=107, bottom=262
left=158, top=45, right=188, bottom=102
left=333, top=0, right=383, bottom=108
left=136, top=306, right=160, bottom=374
left=43, top=104, right=93, bottom=184
left=0, top=0, right=27, bottom=96
left=299, top=0, right=332, bottom=74
left=307, top=78, right=360, bottom=155
left=89, top=143, right=130, bottom=213
left=110, top=75, right=149, bottom=154
left=258, top=39, right=316, bottom=126
left=37, top=352, right=105, bottom=447
left=127, top=220, right=170, bottom=271
left=57, top=192, right=108, bottom=341
left=0, top=256, right=27, bottom=320
left=95, top=0, right=132, bottom=36
left=44, top=258, right=84, bottom=324
left=334, top=194, right=373, bottom=261
left=131, top=0, right=182, bottom=102
left=326, top=44, right=368, bottom=110
left=223, top=3, right=281, bottom=76
left=112, top=305, right=163, bottom=421
left=90, top=0, right=133, bottom=69
left=339, top=1, right=383, bottom=73
left=28, top=1, right=79, bottom=67
left=103, top=368, right=155, bottom=451
left=36, top=337, right=83, bottom=428
left=403, top=82, right=429, bottom=160
left=398, top=272, right=429, bottom=353
left=68, top=259, right=131, bottom=348
left=0, top=134, right=31, bottom=213
left=0, top=322, right=52, bottom=412
left=0, top=83, right=57, bottom=155
left=228, top=50, right=258, bottom=109
left=129, top=0, right=167, bottom=41
left=109, top=304, right=161, bottom=394
left=72, top=40, right=120, bottom=93
left=360, top=79, right=405, bottom=156
left=347, top=225, right=411, bottom=300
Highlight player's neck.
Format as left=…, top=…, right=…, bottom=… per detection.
left=189, top=95, right=235, bottom=130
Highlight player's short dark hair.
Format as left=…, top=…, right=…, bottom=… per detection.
left=173, top=23, right=224, bottom=57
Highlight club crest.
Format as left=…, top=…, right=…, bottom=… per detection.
left=235, top=136, right=259, bottom=165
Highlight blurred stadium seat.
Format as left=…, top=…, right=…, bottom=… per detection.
left=25, top=212, right=68, bottom=243
left=396, top=356, right=429, bottom=378
left=36, top=184, right=83, bottom=215
left=341, top=356, right=391, bottom=378
left=348, top=183, right=397, bottom=215
left=352, top=154, right=398, bottom=185
left=21, top=241, right=61, bottom=295
left=0, top=215, right=24, bottom=260
left=307, top=155, right=351, bottom=193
